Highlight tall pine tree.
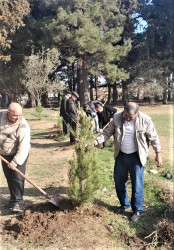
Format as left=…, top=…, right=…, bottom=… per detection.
left=44, top=0, right=138, bottom=105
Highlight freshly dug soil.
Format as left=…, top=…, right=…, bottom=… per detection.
left=3, top=200, right=115, bottom=249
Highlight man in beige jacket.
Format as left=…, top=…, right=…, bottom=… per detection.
left=94, top=102, right=162, bottom=221
left=0, top=103, right=30, bottom=212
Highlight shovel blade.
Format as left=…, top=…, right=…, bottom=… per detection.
left=48, top=195, right=60, bottom=208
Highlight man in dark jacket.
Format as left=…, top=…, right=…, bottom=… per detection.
left=60, top=90, right=71, bottom=135
left=95, top=103, right=117, bottom=148
left=66, top=91, right=79, bottom=143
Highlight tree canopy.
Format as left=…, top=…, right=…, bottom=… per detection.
left=0, top=0, right=174, bottom=106
left=0, top=0, right=30, bottom=61
left=42, top=0, right=138, bottom=104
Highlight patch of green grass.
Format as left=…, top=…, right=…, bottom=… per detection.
left=23, top=108, right=58, bottom=123
left=146, top=158, right=174, bottom=177
left=150, top=114, right=173, bottom=137
left=30, top=164, right=61, bottom=178
left=56, top=134, right=69, bottom=142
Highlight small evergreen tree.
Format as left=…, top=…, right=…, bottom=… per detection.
left=68, top=110, right=100, bottom=206
left=35, top=100, right=43, bottom=119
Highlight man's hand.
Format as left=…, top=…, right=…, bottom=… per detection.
left=155, top=152, right=162, bottom=167
left=8, top=162, right=15, bottom=170
left=85, top=140, right=98, bottom=148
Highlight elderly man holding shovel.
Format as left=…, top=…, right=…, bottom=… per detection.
left=94, top=102, right=162, bottom=222
left=0, top=102, right=30, bottom=212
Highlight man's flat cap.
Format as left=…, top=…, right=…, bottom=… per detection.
left=64, top=90, right=71, bottom=95
left=71, top=91, right=79, bottom=99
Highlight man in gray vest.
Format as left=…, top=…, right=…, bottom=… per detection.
left=94, top=102, right=162, bottom=221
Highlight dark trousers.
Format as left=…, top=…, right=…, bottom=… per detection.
left=70, top=120, right=76, bottom=142
left=1, top=155, right=28, bottom=205
left=62, top=117, right=69, bottom=135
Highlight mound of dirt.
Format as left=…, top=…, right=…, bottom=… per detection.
left=157, top=219, right=174, bottom=247
left=3, top=200, right=115, bottom=249
left=2, top=199, right=150, bottom=249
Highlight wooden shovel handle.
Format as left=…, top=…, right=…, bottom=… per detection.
left=0, top=155, right=49, bottom=198
left=96, top=119, right=113, bottom=137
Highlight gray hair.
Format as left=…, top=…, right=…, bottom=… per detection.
left=124, top=102, right=139, bottom=114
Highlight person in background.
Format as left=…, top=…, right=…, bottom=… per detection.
left=94, top=102, right=162, bottom=221
left=95, top=103, right=117, bottom=149
left=83, top=100, right=102, bottom=134
left=60, top=90, right=71, bottom=135
left=66, top=91, right=80, bottom=144
left=0, top=103, right=30, bottom=212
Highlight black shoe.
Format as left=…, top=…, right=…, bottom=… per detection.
left=12, top=203, right=21, bottom=212
left=5, top=203, right=14, bottom=208
left=114, top=206, right=131, bottom=214
left=70, top=140, right=78, bottom=145
left=101, top=146, right=106, bottom=150
left=131, top=211, right=142, bottom=222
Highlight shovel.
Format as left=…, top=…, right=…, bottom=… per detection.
left=0, top=155, right=60, bottom=208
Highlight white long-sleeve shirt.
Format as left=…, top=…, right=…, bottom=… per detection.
left=121, top=120, right=137, bottom=154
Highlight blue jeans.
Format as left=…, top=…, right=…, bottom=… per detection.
left=114, top=151, right=144, bottom=212
left=90, top=115, right=99, bottom=133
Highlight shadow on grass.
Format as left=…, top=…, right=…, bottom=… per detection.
left=31, top=141, right=71, bottom=148
left=0, top=186, right=67, bottom=198
left=0, top=186, right=69, bottom=215
left=31, top=130, right=59, bottom=139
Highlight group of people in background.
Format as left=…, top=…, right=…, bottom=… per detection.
left=60, top=89, right=117, bottom=148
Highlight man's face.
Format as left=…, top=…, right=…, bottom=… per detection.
left=95, top=106, right=103, bottom=113
left=72, top=95, right=77, bottom=101
left=84, top=105, right=89, bottom=111
left=7, top=110, right=22, bottom=123
left=124, top=110, right=137, bottom=121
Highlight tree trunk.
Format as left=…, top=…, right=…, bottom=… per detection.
left=89, top=75, right=94, bottom=101
left=108, top=83, right=111, bottom=103
left=28, top=93, right=36, bottom=107
left=163, top=89, right=168, bottom=104
left=90, top=87, right=94, bottom=101
left=1, top=94, right=8, bottom=108
left=95, top=76, right=98, bottom=100
left=72, top=62, right=76, bottom=91
left=77, top=58, right=90, bottom=106
left=113, top=82, right=118, bottom=105
left=122, top=82, right=129, bottom=104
